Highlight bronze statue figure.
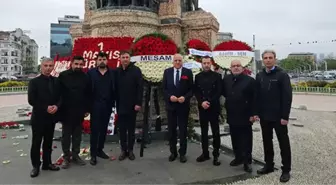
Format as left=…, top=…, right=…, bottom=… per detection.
left=182, top=0, right=199, bottom=12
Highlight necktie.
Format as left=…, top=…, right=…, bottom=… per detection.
left=175, top=69, right=180, bottom=87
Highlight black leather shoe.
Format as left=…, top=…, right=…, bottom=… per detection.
left=42, top=164, right=60, bottom=171
left=168, top=153, right=178, bottom=162
left=196, top=154, right=210, bottom=162
left=280, top=172, right=290, bottom=183
left=257, top=166, right=274, bottom=175
left=72, top=155, right=86, bottom=166
left=213, top=157, right=221, bottom=166
left=230, top=159, right=243, bottom=166
left=97, top=151, right=109, bottom=159
left=62, top=159, right=71, bottom=169
left=30, top=168, right=40, bottom=178
left=244, top=164, right=253, bottom=173
left=119, top=151, right=127, bottom=161
left=180, top=155, right=187, bottom=163
left=90, top=157, right=97, bottom=166
left=128, top=151, right=135, bottom=161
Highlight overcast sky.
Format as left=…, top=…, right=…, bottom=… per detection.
left=1, top=0, right=335, bottom=59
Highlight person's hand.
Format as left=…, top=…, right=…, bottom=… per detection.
left=281, top=119, right=288, bottom=125
left=170, top=96, right=178, bottom=102
left=48, top=105, right=58, bottom=114
left=201, top=101, right=210, bottom=109
left=134, top=105, right=141, bottom=111
left=84, top=113, right=89, bottom=117
left=178, top=96, right=185, bottom=103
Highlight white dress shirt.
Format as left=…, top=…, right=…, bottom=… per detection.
left=173, top=67, right=182, bottom=85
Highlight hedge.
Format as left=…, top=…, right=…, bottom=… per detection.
left=292, top=81, right=336, bottom=88
left=0, top=81, right=28, bottom=87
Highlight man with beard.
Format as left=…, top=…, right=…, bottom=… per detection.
left=115, top=51, right=143, bottom=161
left=254, top=50, right=292, bottom=183
left=222, top=60, right=256, bottom=173
left=162, top=53, right=193, bottom=163
left=58, top=56, right=90, bottom=169
left=28, top=58, right=61, bottom=178
left=194, top=56, right=222, bottom=166
left=87, top=52, right=116, bottom=165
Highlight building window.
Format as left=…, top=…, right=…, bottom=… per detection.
left=4, top=67, right=7, bottom=71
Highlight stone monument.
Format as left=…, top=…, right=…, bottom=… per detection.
left=70, top=0, right=220, bottom=48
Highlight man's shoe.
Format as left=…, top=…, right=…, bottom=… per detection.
left=128, top=151, right=135, bottom=161
left=180, top=155, right=187, bottom=163
left=280, top=172, right=290, bottom=183
left=168, top=153, right=178, bottom=162
left=97, top=151, right=109, bottom=159
left=196, top=154, right=210, bottom=162
left=257, top=166, right=274, bottom=175
left=230, top=159, right=243, bottom=166
left=72, top=155, right=86, bottom=166
left=119, top=151, right=127, bottom=161
left=30, top=168, right=40, bottom=178
left=41, top=164, right=60, bottom=171
left=244, top=164, right=253, bottom=173
left=90, top=156, right=97, bottom=166
left=62, top=159, right=71, bottom=169
left=213, top=157, right=221, bottom=166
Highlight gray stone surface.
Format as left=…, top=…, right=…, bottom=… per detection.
left=0, top=126, right=261, bottom=184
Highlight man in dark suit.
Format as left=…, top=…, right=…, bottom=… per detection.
left=162, top=53, right=193, bottom=163
left=28, top=58, right=61, bottom=178
left=222, top=60, right=256, bottom=173
left=87, top=52, right=116, bottom=165
left=58, top=56, right=91, bottom=169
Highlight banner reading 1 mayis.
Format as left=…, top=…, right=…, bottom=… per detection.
left=51, top=37, right=134, bottom=76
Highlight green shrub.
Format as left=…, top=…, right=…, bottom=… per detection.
left=0, top=81, right=27, bottom=87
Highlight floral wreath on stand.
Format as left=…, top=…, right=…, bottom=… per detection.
left=131, top=33, right=178, bottom=83
left=212, top=40, right=254, bottom=76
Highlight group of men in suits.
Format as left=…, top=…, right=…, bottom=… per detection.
left=163, top=51, right=292, bottom=183
left=28, top=50, right=292, bottom=183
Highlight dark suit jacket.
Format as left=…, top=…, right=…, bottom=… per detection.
left=162, top=67, right=193, bottom=112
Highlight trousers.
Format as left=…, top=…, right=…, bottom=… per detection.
left=118, top=113, right=137, bottom=152
left=167, top=110, right=189, bottom=156
left=260, top=120, right=291, bottom=172
left=30, top=122, right=55, bottom=168
left=199, top=109, right=220, bottom=157
left=90, top=105, right=111, bottom=157
left=61, top=120, right=83, bottom=158
left=230, top=124, right=253, bottom=164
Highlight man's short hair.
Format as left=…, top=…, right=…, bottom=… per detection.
left=41, top=57, right=53, bottom=63
left=120, top=50, right=131, bottom=56
left=97, top=51, right=108, bottom=58
left=72, top=56, right=84, bottom=62
left=262, top=50, right=276, bottom=58
left=201, top=55, right=212, bottom=60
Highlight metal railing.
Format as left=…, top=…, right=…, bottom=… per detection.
left=0, top=86, right=28, bottom=93
left=292, top=86, right=336, bottom=94
left=1, top=86, right=336, bottom=95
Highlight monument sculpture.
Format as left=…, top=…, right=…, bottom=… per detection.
left=71, top=0, right=219, bottom=48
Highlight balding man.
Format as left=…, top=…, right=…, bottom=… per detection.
left=162, top=53, right=193, bottom=163
left=222, top=60, right=256, bottom=173
left=28, top=58, right=61, bottom=178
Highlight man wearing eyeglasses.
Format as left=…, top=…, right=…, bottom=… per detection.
left=254, top=50, right=292, bottom=183
left=222, top=60, right=256, bottom=173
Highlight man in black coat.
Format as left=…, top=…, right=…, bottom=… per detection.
left=87, top=52, right=116, bottom=165
left=162, top=53, right=193, bottom=163
left=58, top=56, right=91, bottom=169
left=194, top=56, right=222, bottom=166
left=254, top=50, right=292, bottom=183
left=28, top=58, right=61, bottom=178
left=222, top=60, right=256, bottom=173
left=115, top=51, right=143, bottom=161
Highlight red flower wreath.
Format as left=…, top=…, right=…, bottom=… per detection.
left=132, top=33, right=177, bottom=56
left=185, top=39, right=212, bottom=63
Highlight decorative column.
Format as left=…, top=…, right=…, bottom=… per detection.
left=158, top=0, right=183, bottom=47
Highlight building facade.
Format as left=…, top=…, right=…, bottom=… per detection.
left=287, top=52, right=316, bottom=64
left=50, top=15, right=83, bottom=59
left=0, top=28, right=38, bottom=76
left=216, top=32, right=233, bottom=45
